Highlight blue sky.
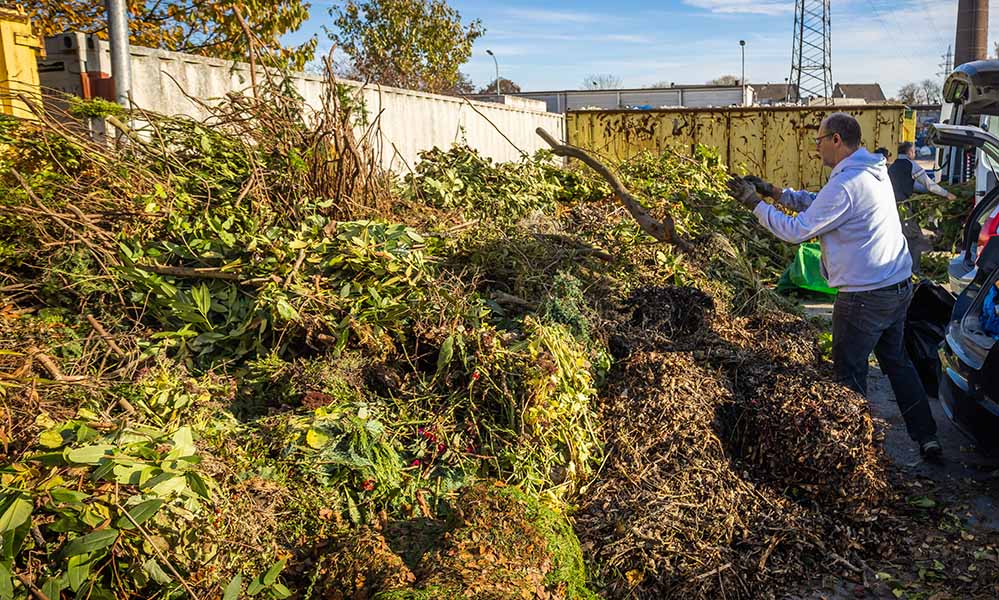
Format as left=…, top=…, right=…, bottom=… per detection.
left=292, top=1, right=997, bottom=97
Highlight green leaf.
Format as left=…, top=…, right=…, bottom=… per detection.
left=112, top=463, right=146, bottom=485
left=75, top=424, right=98, bottom=444
left=0, top=561, right=13, bottom=599
left=65, top=445, right=114, bottom=465
left=345, top=492, right=361, bottom=525
left=28, top=452, right=67, bottom=467
left=908, top=496, right=937, bottom=509
left=186, top=472, right=211, bottom=499
left=67, top=553, right=91, bottom=591
left=140, top=471, right=175, bottom=491
left=169, top=426, right=196, bottom=458
left=38, top=429, right=66, bottom=449
left=275, top=299, right=299, bottom=321
left=192, top=283, right=211, bottom=317
left=41, top=575, right=66, bottom=600
left=115, top=499, right=164, bottom=529
left=436, top=334, right=455, bottom=375
left=305, top=428, right=330, bottom=450
left=263, top=559, right=285, bottom=586
left=142, top=558, right=172, bottom=585
left=62, top=528, right=119, bottom=557
left=223, top=574, right=242, bottom=600
left=271, top=582, right=292, bottom=598
left=0, top=497, right=31, bottom=534
left=50, top=488, right=90, bottom=505
left=247, top=577, right=265, bottom=596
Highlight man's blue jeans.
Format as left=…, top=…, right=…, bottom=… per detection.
left=831, top=280, right=938, bottom=443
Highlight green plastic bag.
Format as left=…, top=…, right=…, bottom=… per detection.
left=776, top=242, right=838, bottom=296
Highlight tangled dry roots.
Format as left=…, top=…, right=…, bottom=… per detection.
left=725, top=367, right=890, bottom=518
left=578, top=285, right=891, bottom=599
left=577, top=351, right=816, bottom=599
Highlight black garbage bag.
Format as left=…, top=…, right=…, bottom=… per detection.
left=904, top=280, right=955, bottom=395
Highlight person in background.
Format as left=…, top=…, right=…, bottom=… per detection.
left=888, top=141, right=957, bottom=274
left=874, top=147, right=891, bottom=161
left=727, top=113, right=942, bottom=460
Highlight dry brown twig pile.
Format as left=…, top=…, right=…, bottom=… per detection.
left=578, top=285, right=893, bottom=599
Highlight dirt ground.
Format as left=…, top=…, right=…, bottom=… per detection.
left=791, top=302, right=999, bottom=600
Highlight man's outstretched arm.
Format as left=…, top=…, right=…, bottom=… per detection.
left=753, top=184, right=851, bottom=244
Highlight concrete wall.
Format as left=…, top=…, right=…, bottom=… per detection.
left=125, top=45, right=564, bottom=171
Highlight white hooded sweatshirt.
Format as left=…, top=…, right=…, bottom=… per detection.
left=753, top=147, right=912, bottom=292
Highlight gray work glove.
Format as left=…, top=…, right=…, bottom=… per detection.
left=744, top=175, right=779, bottom=200
left=727, top=176, right=762, bottom=210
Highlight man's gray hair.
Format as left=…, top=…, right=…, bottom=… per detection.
left=822, top=112, right=862, bottom=148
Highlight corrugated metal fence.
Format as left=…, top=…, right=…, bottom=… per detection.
left=39, top=38, right=565, bottom=173
left=123, top=46, right=565, bottom=173
left=567, top=105, right=907, bottom=189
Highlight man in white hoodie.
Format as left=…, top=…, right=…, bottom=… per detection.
left=728, top=112, right=941, bottom=459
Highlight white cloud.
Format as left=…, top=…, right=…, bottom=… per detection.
left=602, top=34, right=652, bottom=44
left=500, top=8, right=604, bottom=24
left=683, top=0, right=794, bottom=16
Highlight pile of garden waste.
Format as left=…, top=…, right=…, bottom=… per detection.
left=0, top=79, right=929, bottom=599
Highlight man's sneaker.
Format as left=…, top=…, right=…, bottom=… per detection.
left=919, top=438, right=943, bottom=460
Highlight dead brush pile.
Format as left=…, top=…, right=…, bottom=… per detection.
left=579, top=285, right=891, bottom=598
left=0, top=66, right=893, bottom=599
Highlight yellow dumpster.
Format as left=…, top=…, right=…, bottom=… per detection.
left=0, top=7, right=42, bottom=120
left=901, top=109, right=917, bottom=143
left=567, top=105, right=908, bottom=190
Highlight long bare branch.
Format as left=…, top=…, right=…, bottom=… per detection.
left=535, top=128, right=689, bottom=251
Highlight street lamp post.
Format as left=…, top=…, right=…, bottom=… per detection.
left=106, top=0, right=132, bottom=107
left=739, top=40, right=746, bottom=106
left=486, top=49, right=501, bottom=96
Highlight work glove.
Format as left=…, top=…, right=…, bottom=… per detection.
left=727, top=176, right=762, bottom=210
left=744, top=175, right=779, bottom=200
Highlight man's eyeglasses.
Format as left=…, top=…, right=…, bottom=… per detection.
left=814, top=132, right=835, bottom=146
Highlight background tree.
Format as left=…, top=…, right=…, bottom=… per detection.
left=478, top=77, right=521, bottom=95
left=895, top=80, right=942, bottom=104
left=23, top=0, right=316, bottom=69
left=895, top=82, right=922, bottom=104
left=646, top=80, right=674, bottom=88
left=919, top=79, right=942, bottom=104
left=707, top=75, right=740, bottom=85
left=326, top=0, right=484, bottom=94
left=581, top=74, right=623, bottom=90
left=450, top=72, right=476, bottom=95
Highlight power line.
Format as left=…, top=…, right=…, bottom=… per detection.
left=865, top=0, right=920, bottom=72
left=937, top=45, right=953, bottom=79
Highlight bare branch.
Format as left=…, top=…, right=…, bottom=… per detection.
left=535, top=128, right=689, bottom=251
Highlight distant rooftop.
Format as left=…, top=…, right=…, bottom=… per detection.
left=833, top=83, right=887, bottom=102
left=753, top=83, right=800, bottom=104
left=513, top=83, right=746, bottom=95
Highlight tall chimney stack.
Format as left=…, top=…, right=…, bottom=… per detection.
left=954, top=0, right=989, bottom=67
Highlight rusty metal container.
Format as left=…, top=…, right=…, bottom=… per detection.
left=567, top=105, right=908, bottom=190
left=0, top=7, right=42, bottom=119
